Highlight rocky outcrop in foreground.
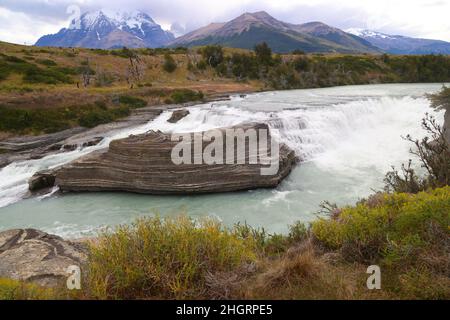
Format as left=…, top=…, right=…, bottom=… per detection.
left=51, top=123, right=297, bottom=194
left=0, top=229, right=88, bottom=287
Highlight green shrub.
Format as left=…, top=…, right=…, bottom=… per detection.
left=292, top=49, right=306, bottom=55
left=170, top=89, right=204, bottom=104
left=91, top=49, right=109, bottom=56
left=162, top=53, right=177, bottom=73
left=53, top=66, right=79, bottom=75
left=233, top=221, right=309, bottom=256
left=254, top=42, right=273, bottom=66
left=78, top=110, right=113, bottom=128
left=64, top=52, right=77, bottom=58
left=86, top=216, right=256, bottom=299
left=229, top=53, right=259, bottom=79
left=0, top=102, right=133, bottom=134
left=78, top=105, right=131, bottom=128
left=293, top=57, right=309, bottom=72
left=199, top=45, right=224, bottom=68
left=0, top=106, right=71, bottom=133
left=23, top=66, right=73, bottom=84
left=427, top=85, right=450, bottom=111
left=118, top=95, right=147, bottom=108
left=3, top=55, right=26, bottom=63
left=312, top=187, right=450, bottom=264
left=36, top=59, right=57, bottom=66
left=0, top=278, right=55, bottom=300
left=110, top=47, right=137, bottom=59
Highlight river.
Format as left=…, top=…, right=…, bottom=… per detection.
left=0, top=83, right=446, bottom=238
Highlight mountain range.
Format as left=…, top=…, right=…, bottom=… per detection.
left=346, top=28, right=450, bottom=55
left=35, top=10, right=174, bottom=49
left=169, top=11, right=380, bottom=54
left=35, top=10, right=450, bottom=55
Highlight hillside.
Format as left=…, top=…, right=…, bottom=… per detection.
left=170, top=11, right=380, bottom=53
left=0, top=40, right=449, bottom=137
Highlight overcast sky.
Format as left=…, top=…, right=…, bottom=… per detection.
left=0, top=0, right=449, bottom=45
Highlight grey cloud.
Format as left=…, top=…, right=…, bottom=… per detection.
left=0, top=0, right=449, bottom=43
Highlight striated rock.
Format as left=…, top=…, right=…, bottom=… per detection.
left=0, top=128, right=87, bottom=153
left=167, top=109, right=190, bottom=123
left=0, top=229, right=88, bottom=287
left=55, top=123, right=298, bottom=194
left=29, top=170, right=56, bottom=192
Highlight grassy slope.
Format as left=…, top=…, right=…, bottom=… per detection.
left=0, top=42, right=258, bottom=136
left=1, top=40, right=449, bottom=137
left=0, top=41, right=259, bottom=94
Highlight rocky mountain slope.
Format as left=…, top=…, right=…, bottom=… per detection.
left=346, top=28, right=450, bottom=54
left=35, top=10, right=174, bottom=49
left=170, top=11, right=380, bottom=53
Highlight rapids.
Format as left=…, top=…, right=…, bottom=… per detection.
left=0, top=83, right=446, bottom=237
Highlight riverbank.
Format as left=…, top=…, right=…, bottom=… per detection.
left=1, top=186, right=448, bottom=300
left=0, top=89, right=250, bottom=169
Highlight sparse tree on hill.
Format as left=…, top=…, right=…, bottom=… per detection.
left=200, top=45, right=224, bottom=68
left=254, top=42, right=273, bottom=66
left=163, top=53, right=177, bottom=73
left=80, top=58, right=92, bottom=87
left=122, top=47, right=145, bottom=89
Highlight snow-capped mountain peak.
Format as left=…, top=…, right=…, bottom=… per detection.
left=344, top=28, right=450, bottom=54
left=345, top=28, right=395, bottom=39
left=37, top=9, right=174, bottom=49
left=69, top=10, right=157, bottom=32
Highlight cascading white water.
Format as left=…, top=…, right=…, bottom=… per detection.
left=0, top=83, right=446, bottom=237
left=0, top=112, right=174, bottom=208
left=151, top=95, right=438, bottom=168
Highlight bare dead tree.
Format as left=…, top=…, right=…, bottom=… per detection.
left=405, top=114, right=450, bottom=186
left=123, top=48, right=145, bottom=89
left=384, top=113, right=450, bottom=193
left=80, top=58, right=92, bottom=88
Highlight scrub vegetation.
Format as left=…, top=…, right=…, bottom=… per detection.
left=2, top=185, right=448, bottom=300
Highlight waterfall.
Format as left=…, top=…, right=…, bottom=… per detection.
left=0, top=84, right=444, bottom=209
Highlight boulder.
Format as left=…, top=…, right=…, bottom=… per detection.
left=29, top=170, right=56, bottom=192
left=55, top=123, right=298, bottom=194
left=167, top=109, right=190, bottom=123
left=0, top=229, right=88, bottom=287
left=82, top=136, right=103, bottom=148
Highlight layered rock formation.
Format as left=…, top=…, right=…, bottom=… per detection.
left=53, top=123, right=297, bottom=194
left=0, top=229, right=88, bottom=287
